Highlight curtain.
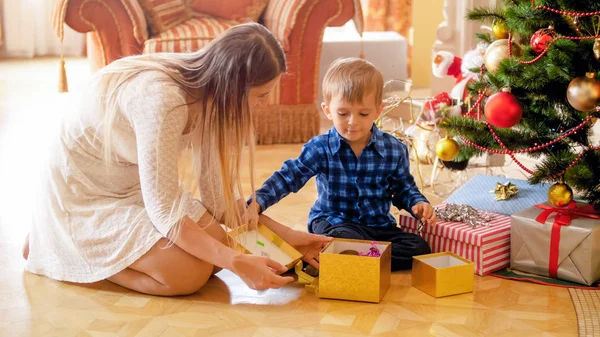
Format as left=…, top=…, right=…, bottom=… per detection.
left=361, top=0, right=411, bottom=37
left=0, top=10, right=3, bottom=49
left=1, top=0, right=84, bottom=57
left=360, top=0, right=412, bottom=75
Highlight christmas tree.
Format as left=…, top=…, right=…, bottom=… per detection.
left=439, top=0, right=600, bottom=209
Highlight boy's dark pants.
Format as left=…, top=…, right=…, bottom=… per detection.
left=310, top=218, right=431, bottom=271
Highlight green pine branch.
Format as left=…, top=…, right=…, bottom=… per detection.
left=465, top=7, right=506, bottom=24
left=475, top=33, right=494, bottom=44
left=437, top=1, right=600, bottom=208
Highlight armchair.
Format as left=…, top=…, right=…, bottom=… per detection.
left=52, top=0, right=358, bottom=144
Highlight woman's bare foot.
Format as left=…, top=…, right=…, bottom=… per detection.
left=22, top=233, right=29, bottom=260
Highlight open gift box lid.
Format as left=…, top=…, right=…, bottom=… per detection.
left=228, top=223, right=303, bottom=272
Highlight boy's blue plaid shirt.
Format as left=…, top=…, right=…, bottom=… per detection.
left=253, top=125, right=428, bottom=227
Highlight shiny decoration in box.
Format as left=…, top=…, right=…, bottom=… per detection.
left=318, top=238, right=391, bottom=303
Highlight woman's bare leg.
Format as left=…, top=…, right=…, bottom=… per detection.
left=108, top=238, right=214, bottom=296
left=108, top=267, right=173, bottom=294
left=108, top=220, right=229, bottom=296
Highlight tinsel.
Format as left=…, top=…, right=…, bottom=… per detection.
left=359, top=241, right=381, bottom=257
left=435, top=203, right=495, bottom=228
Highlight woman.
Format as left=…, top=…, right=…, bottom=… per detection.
left=23, top=23, right=330, bottom=296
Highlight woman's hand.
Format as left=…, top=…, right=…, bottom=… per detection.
left=283, top=230, right=333, bottom=269
left=229, top=254, right=294, bottom=290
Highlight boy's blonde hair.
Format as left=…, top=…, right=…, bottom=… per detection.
left=322, top=57, right=383, bottom=106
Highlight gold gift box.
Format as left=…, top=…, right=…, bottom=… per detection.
left=411, top=251, right=474, bottom=298
left=228, top=223, right=303, bottom=272
left=318, top=238, right=391, bottom=303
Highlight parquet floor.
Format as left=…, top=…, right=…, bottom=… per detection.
left=0, top=57, right=578, bottom=336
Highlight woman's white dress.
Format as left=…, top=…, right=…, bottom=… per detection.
left=25, top=68, right=223, bottom=283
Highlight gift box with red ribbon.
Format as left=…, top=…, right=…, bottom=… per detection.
left=510, top=201, right=600, bottom=285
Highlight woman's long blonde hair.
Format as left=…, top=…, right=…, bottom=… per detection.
left=96, top=22, right=286, bottom=238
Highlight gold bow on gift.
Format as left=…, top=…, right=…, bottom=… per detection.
left=491, top=181, right=519, bottom=201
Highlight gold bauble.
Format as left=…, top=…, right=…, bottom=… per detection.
left=548, top=181, right=573, bottom=207
left=492, top=20, right=509, bottom=39
left=484, top=39, right=522, bottom=73
left=566, top=72, right=600, bottom=112
left=435, top=137, right=460, bottom=162
left=593, top=38, right=600, bottom=60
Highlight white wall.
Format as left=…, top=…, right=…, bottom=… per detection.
left=431, top=0, right=500, bottom=94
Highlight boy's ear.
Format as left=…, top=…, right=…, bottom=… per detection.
left=321, top=102, right=333, bottom=120
left=375, top=102, right=385, bottom=117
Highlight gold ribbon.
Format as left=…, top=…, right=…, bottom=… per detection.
left=491, top=181, right=519, bottom=201
left=295, top=261, right=319, bottom=293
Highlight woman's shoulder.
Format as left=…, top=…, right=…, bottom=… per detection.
left=127, top=70, right=180, bottom=93
left=115, top=70, right=187, bottom=111
left=115, top=69, right=189, bottom=125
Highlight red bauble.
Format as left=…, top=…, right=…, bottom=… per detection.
left=530, top=28, right=555, bottom=54
left=484, top=91, right=523, bottom=128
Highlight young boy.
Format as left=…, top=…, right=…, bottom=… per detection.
left=249, top=58, right=436, bottom=271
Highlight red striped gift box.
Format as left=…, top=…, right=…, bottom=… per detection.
left=398, top=205, right=512, bottom=276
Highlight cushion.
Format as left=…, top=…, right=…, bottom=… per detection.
left=262, top=0, right=305, bottom=51
left=139, top=0, right=192, bottom=35
left=189, top=0, right=269, bottom=22
left=143, top=14, right=238, bottom=53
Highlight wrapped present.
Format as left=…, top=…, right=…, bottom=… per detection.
left=399, top=204, right=512, bottom=275
left=445, top=174, right=550, bottom=216
left=319, top=238, right=391, bottom=303
left=412, top=252, right=474, bottom=297
left=510, top=201, right=600, bottom=285
left=229, top=223, right=303, bottom=272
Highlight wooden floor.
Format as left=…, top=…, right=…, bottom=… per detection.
left=0, top=57, right=578, bottom=336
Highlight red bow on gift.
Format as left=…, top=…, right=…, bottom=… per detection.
left=535, top=201, right=600, bottom=278
left=535, top=201, right=599, bottom=225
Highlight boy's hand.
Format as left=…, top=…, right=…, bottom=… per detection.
left=284, top=230, right=333, bottom=269
left=242, top=199, right=261, bottom=230
left=411, top=202, right=437, bottom=226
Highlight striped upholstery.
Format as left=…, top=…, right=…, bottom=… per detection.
left=127, top=0, right=151, bottom=43
left=143, top=15, right=238, bottom=53
left=262, top=0, right=307, bottom=51
left=139, top=0, right=192, bottom=35
left=190, top=0, right=269, bottom=22
left=142, top=0, right=312, bottom=54
left=52, top=0, right=149, bottom=45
